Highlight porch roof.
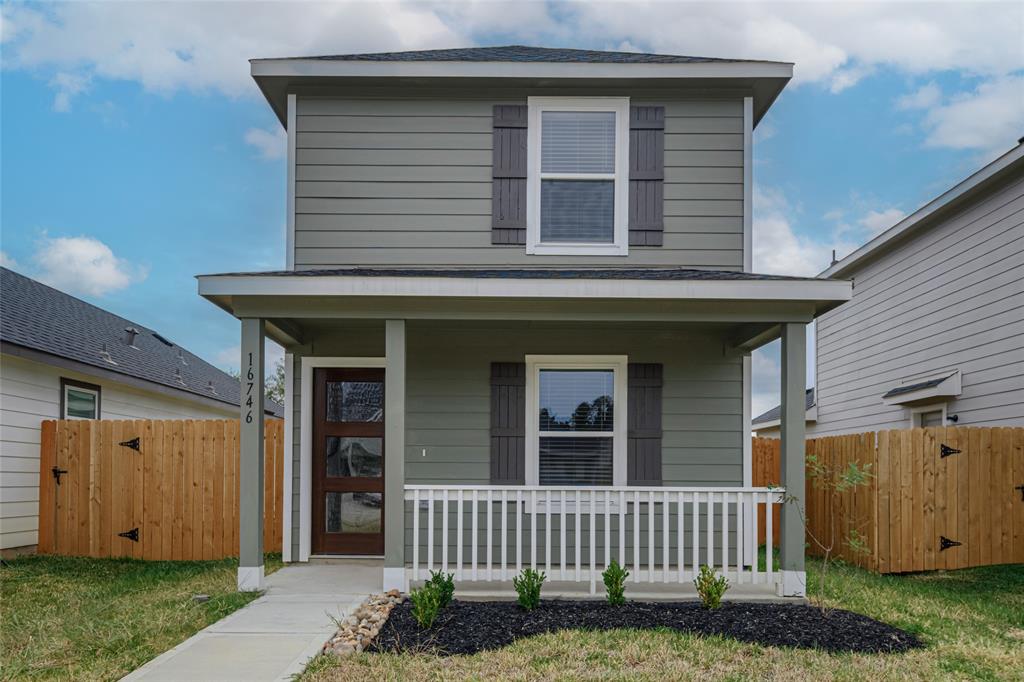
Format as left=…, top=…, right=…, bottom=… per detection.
left=196, top=267, right=851, bottom=349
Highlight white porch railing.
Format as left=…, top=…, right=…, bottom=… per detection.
left=405, top=485, right=784, bottom=593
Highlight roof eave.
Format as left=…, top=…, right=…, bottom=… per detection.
left=251, top=59, right=793, bottom=127
left=820, top=143, right=1024, bottom=279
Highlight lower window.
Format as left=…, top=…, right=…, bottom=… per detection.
left=526, top=356, right=627, bottom=486
left=61, top=378, right=100, bottom=419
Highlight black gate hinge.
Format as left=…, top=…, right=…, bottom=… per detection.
left=939, top=536, right=962, bottom=551
left=939, top=444, right=962, bottom=458
left=52, top=466, right=68, bottom=485
left=118, top=527, right=139, bottom=542
left=119, top=437, right=141, bottom=452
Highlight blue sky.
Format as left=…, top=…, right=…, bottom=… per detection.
left=2, top=1, right=1022, bottom=414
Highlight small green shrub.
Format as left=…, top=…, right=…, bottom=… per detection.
left=512, top=568, right=546, bottom=610
left=409, top=582, right=444, bottom=629
left=694, top=564, right=729, bottom=609
left=602, top=560, right=629, bottom=606
left=427, top=569, right=455, bottom=608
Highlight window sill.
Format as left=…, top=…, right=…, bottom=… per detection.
left=526, top=243, right=629, bottom=257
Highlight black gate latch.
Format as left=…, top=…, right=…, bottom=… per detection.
left=119, top=437, right=141, bottom=451
left=939, top=444, right=962, bottom=458
left=939, top=536, right=962, bottom=551
left=118, top=528, right=139, bottom=542
left=52, top=466, right=68, bottom=485
left=1015, top=485, right=1024, bottom=502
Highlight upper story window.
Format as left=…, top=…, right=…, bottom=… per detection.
left=526, top=98, right=630, bottom=256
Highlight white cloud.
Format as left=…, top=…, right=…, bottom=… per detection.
left=49, top=71, right=91, bottom=111
left=753, top=186, right=857, bottom=276
left=2, top=2, right=1021, bottom=108
left=0, top=251, right=17, bottom=268
left=32, top=235, right=147, bottom=296
left=244, top=126, right=287, bottom=160
left=896, top=82, right=942, bottom=110
left=918, top=77, right=1024, bottom=155
left=859, top=207, right=907, bottom=237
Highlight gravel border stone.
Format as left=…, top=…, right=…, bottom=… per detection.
left=370, top=600, right=922, bottom=656
left=324, top=590, right=405, bottom=655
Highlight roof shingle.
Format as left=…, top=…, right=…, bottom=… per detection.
left=285, top=45, right=778, bottom=65
left=1, top=267, right=282, bottom=416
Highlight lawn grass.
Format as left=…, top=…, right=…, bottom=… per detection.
left=301, top=559, right=1024, bottom=681
left=1, top=553, right=282, bottom=681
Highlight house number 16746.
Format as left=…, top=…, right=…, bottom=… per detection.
left=245, top=351, right=254, bottom=423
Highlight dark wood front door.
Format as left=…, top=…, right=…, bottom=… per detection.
left=312, top=368, right=385, bottom=555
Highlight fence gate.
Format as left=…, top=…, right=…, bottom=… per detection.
left=37, top=419, right=284, bottom=560
left=752, top=426, right=1024, bottom=573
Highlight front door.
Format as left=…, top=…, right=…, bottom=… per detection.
left=312, top=368, right=385, bottom=555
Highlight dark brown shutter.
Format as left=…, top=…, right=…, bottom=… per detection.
left=627, top=363, right=663, bottom=485
left=490, top=362, right=525, bottom=484
left=492, top=105, right=528, bottom=245
left=629, top=106, right=665, bottom=247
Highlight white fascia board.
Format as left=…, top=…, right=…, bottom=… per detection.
left=250, top=59, right=793, bottom=81
left=198, top=274, right=852, bottom=303
left=821, top=144, right=1024, bottom=279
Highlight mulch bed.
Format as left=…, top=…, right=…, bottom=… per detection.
left=370, top=600, right=922, bottom=656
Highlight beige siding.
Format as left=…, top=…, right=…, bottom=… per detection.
left=0, top=354, right=236, bottom=550
left=810, top=174, right=1024, bottom=436
left=293, top=96, right=745, bottom=269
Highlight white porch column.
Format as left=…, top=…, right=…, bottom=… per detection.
left=383, top=320, right=406, bottom=591
left=779, top=322, right=807, bottom=597
left=239, top=318, right=266, bottom=591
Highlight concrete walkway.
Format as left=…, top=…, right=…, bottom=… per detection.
left=123, top=562, right=379, bottom=682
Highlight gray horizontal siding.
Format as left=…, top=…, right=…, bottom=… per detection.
left=810, top=174, right=1024, bottom=436
left=290, top=322, right=744, bottom=556
left=293, top=96, right=745, bottom=269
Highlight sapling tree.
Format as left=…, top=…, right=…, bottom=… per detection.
left=778, top=453, right=873, bottom=613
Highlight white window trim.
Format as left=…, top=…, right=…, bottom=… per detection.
left=909, top=403, right=948, bottom=429
left=524, top=354, right=628, bottom=487
left=63, top=384, right=99, bottom=420
left=526, top=97, right=630, bottom=256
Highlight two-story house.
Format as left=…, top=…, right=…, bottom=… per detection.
left=197, top=46, right=852, bottom=597
left=754, top=141, right=1024, bottom=438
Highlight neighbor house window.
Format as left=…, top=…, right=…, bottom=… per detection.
left=911, top=404, right=946, bottom=428
left=525, top=356, right=627, bottom=486
left=526, top=97, right=630, bottom=256
left=61, top=379, right=100, bottom=420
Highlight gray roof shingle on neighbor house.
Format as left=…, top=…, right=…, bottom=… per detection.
left=201, top=267, right=826, bottom=282
left=0, top=267, right=283, bottom=417
left=293, top=45, right=772, bottom=65
left=752, top=388, right=815, bottom=425
left=881, top=375, right=953, bottom=399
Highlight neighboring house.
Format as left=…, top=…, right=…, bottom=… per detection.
left=754, top=142, right=1024, bottom=438
left=751, top=388, right=815, bottom=438
left=0, top=267, right=282, bottom=554
left=197, top=46, right=852, bottom=596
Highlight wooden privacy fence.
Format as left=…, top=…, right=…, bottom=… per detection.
left=37, top=419, right=284, bottom=560
left=753, top=427, right=1024, bottom=573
